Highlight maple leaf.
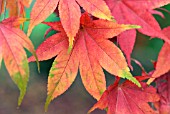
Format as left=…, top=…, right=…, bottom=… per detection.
left=0, top=17, right=37, bottom=106
left=88, top=77, right=160, bottom=114
left=1, top=0, right=32, bottom=17
left=27, top=0, right=114, bottom=49
left=28, top=13, right=141, bottom=111
left=105, top=0, right=170, bottom=69
left=147, top=27, right=170, bottom=84
left=155, top=72, right=170, bottom=114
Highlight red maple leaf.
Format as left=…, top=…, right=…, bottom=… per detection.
left=147, top=27, right=170, bottom=84
left=27, top=0, right=114, bottom=49
left=29, top=13, right=141, bottom=110
left=105, top=0, right=170, bottom=69
left=89, top=76, right=160, bottom=114
left=154, top=72, right=170, bottom=114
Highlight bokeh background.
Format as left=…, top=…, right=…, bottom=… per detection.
left=0, top=1, right=170, bottom=114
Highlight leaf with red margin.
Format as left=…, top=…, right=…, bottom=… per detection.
left=147, top=27, right=170, bottom=84
left=105, top=0, right=170, bottom=69
left=89, top=76, right=160, bottom=114
left=29, top=13, right=141, bottom=111
left=117, top=30, right=136, bottom=69
left=28, top=21, right=67, bottom=62
left=155, top=72, right=170, bottom=114
left=42, top=21, right=65, bottom=38
left=28, top=0, right=113, bottom=49
left=29, top=32, right=68, bottom=62
left=0, top=17, right=37, bottom=106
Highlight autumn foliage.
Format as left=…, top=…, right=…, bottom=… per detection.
left=0, top=0, right=170, bottom=114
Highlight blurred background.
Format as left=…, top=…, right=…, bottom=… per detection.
left=0, top=1, right=170, bottom=114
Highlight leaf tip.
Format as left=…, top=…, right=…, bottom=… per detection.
left=137, top=83, right=142, bottom=88
left=123, top=24, right=141, bottom=31
left=87, top=111, right=91, bottom=114
left=68, top=45, right=73, bottom=54
left=110, top=16, right=116, bottom=22
left=120, top=69, right=141, bottom=87
left=17, top=90, right=26, bottom=107
left=147, top=78, right=155, bottom=85
left=27, top=24, right=33, bottom=37
left=27, top=30, right=31, bottom=37
left=129, top=25, right=141, bottom=29
left=68, top=36, right=74, bottom=53
left=88, top=107, right=94, bottom=114
left=45, top=95, right=53, bottom=112
left=33, top=51, right=40, bottom=73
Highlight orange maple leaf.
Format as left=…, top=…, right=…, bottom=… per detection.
left=0, top=17, right=37, bottom=106
left=27, top=0, right=114, bottom=50
left=29, top=13, right=141, bottom=111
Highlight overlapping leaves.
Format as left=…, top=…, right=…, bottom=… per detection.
left=29, top=13, right=141, bottom=110
left=147, top=27, right=170, bottom=84
left=27, top=0, right=114, bottom=49
left=89, top=77, right=160, bottom=114
left=1, top=0, right=170, bottom=113
left=105, top=0, right=170, bottom=69
left=1, top=0, right=32, bottom=17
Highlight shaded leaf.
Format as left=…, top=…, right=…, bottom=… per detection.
left=155, top=72, right=170, bottom=114
left=89, top=77, right=160, bottom=114
left=118, top=30, right=136, bottom=69
left=105, top=0, right=170, bottom=68
left=147, top=27, right=170, bottom=84
left=135, top=0, right=170, bottom=9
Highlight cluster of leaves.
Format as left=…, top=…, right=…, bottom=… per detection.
left=0, top=0, right=170, bottom=113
